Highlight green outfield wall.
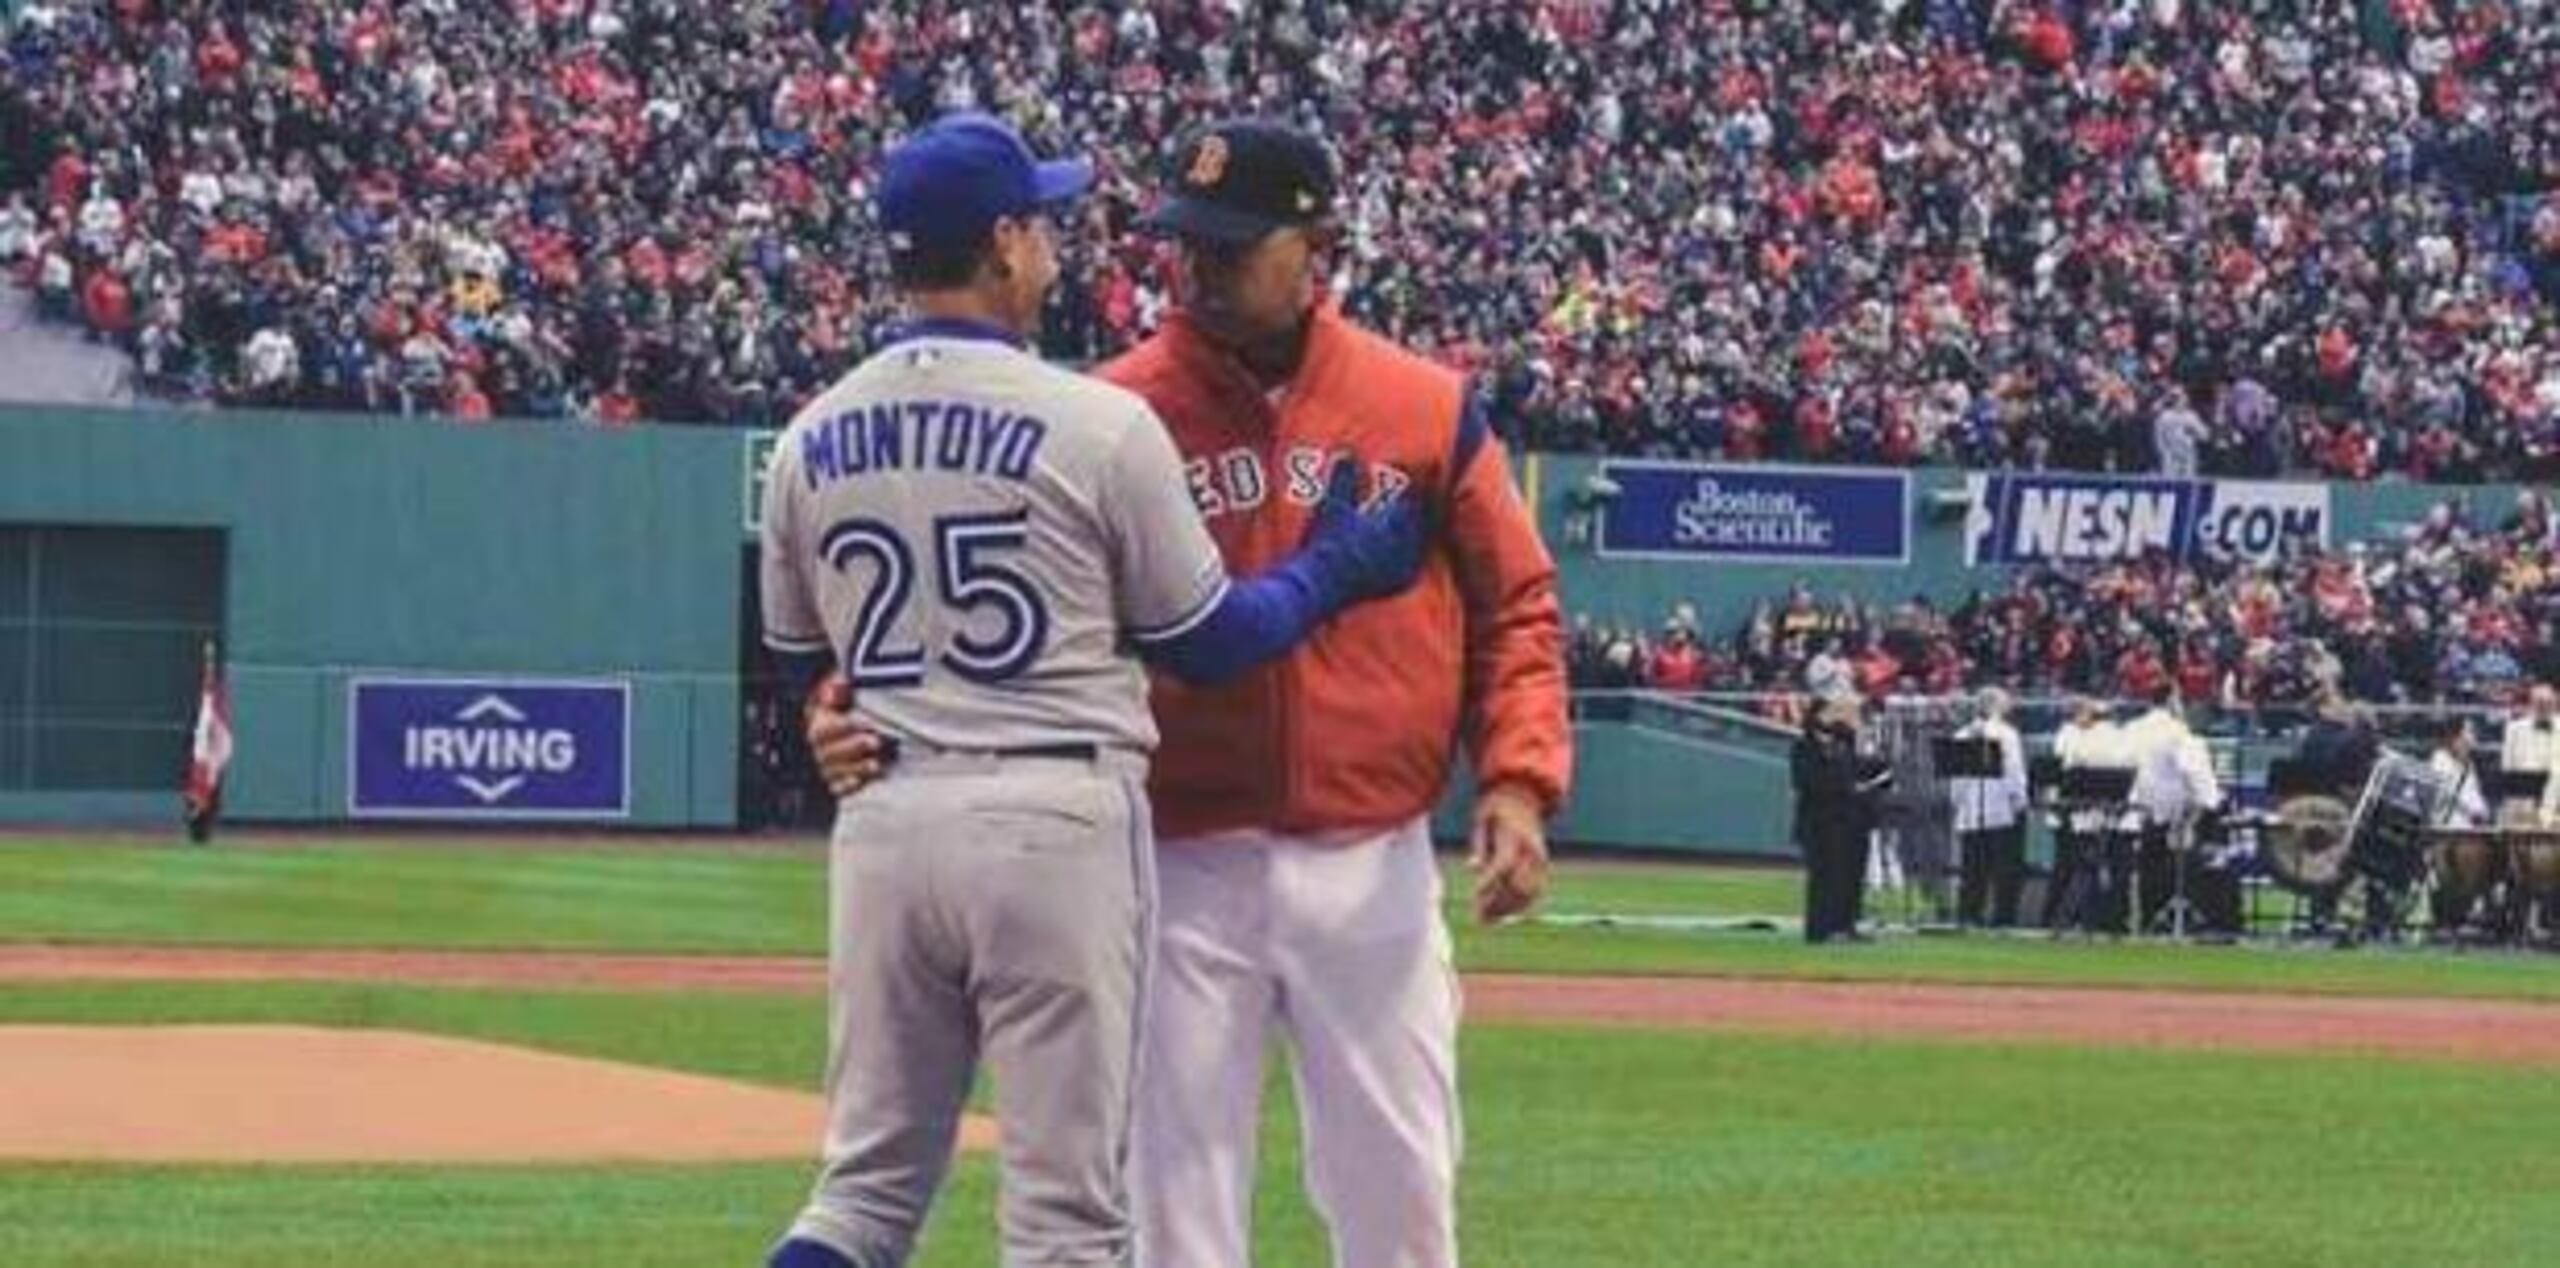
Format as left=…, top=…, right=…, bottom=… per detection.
left=0, top=406, right=2521, bottom=850
left=0, top=406, right=746, bottom=827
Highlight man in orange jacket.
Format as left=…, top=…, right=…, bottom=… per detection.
left=806, top=118, right=1569, bottom=1267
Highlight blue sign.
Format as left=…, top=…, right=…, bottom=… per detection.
left=1963, top=473, right=2328, bottom=566
left=349, top=678, right=631, bottom=820
left=1596, top=461, right=1910, bottom=565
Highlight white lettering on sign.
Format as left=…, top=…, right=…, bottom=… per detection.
left=2194, top=483, right=2328, bottom=562
left=403, top=726, right=579, bottom=772
left=392, top=691, right=580, bottom=807
left=1671, top=479, right=1835, bottom=550
left=2014, top=487, right=2180, bottom=560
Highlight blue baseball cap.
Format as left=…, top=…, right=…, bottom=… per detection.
left=877, top=113, right=1093, bottom=255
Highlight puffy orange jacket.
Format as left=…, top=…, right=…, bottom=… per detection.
left=1103, top=303, right=1572, bottom=840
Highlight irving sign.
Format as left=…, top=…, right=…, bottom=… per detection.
left=348, top=678, right=631, bottom=820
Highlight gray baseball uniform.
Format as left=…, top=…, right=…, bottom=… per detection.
left=760, top=323, right=1230, bottom=1267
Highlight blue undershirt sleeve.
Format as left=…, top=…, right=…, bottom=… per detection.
left=1129, top=553, right=1343, bottom=687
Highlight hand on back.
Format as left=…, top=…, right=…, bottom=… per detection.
left=803, top=675, right=888, bottom=797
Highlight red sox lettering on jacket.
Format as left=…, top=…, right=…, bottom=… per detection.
left=1104, top=302, right=1572, bottom=840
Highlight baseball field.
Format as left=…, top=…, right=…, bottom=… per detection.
left=5, top=836, right=2558, bottom=1267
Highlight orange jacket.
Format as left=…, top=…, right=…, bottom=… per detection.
left=1103, top=304, right=1572, bottom=840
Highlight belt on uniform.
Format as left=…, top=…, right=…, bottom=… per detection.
left=882, top=738, right=1098, bottom=765
left=989, top=742, right=1100, bottom=761
left=875, top=739, right=1151, bottom=780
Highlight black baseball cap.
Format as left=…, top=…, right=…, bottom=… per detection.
left=1137, top=120, right=1336, bottom=245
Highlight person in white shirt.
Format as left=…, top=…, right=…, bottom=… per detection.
left=1947, top=687, right=2030, bottom=928
left=2046, top=696, right=2126, bottom=932
left=2122, top=687, right=2224, bottom=932
left=0, top=193, right=35, bottom=265
left=36, top=243, right=76, bottom=318
left=2152, top=387, right=2210, bottom=478
left=2532, top=740, right=2560, bottom=831
left=77, top=191, right=123, bottom=255
left=2429, top=720, right=2498, bottom=935
left=2501, top=685, right=2558, bottom=824
left=180, top=168, right=226, bottom=218
left=2430, top=720, right=2490, bottom=831
left=1804, top=638, right=1853, bottom=701
left=241, top=325, right=300, bottom=401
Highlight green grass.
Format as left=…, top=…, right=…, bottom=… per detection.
left=1, top=981, right=2555, bottom=1266
left=0, top=839, right=826, bottom=953
left=1525, top=856, right=1806, bottom=918
left=0, top=839, right=1783, bottom=952
left=0, top=982, right=824, bottom=1086
left=1462, top=923, right=2560, bottom=1000
left=8, top=839, right=2560, bottom=1001
left=0, top=1162, right=812, bottom=1268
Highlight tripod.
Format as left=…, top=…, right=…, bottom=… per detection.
left=2145, top=817, right=2203, bottom=940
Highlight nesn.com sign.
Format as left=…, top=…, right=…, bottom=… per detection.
left=348, top=678, right=630, bottom=820
left=1963, top=473, right=2327, bottom=566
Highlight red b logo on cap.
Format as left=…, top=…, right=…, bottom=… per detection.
left=1186, top=136, right=1229, bottom=188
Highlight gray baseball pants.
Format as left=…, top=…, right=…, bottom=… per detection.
left=785, top=748, right=1154, bottom=1267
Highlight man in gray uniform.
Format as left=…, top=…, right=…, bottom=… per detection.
left=759, top=113, right=1425, bottom=1268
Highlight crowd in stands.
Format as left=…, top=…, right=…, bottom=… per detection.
left=1, top=1, right=2554, bottom=478
left=1572, top=489, right=2560, bottom=713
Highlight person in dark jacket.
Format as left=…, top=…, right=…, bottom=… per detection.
left=2293, top=691, right=2380, bottom=933
left=2295, top=691, right=2379, bottom=799
left=1795, top=693, right=1885, bottom=943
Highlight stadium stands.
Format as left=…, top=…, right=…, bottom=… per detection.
left=0, top=1, right=2553, bottom=478
left=1572, top=491, right=2560, bottom=709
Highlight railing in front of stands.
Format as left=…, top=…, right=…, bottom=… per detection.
left=1569, top=688, right=2521, bottom=745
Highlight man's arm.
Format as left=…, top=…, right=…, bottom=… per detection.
left=1445, top=400, right=1571, bottom=921
left=1789, top=736, right=1818, bottom=818
left=759, top=439, right=894, bottom=796
left=2180, top=735, right=2224, bottom=812
left=1447, top=409, right=1571, bottom=811
left=1124, top=460, right=1423, bottom=687
left=2001, top=725, right=2031, bottom=816
left=758, top=437, right=832, bottom=692
left=760, top=440, right=892, bottom=797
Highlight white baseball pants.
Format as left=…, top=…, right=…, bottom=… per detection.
left=1133, top=815, right=1461, bottom=1268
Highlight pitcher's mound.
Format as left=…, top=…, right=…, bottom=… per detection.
left=0, top=1025, right=998, bottom=1163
